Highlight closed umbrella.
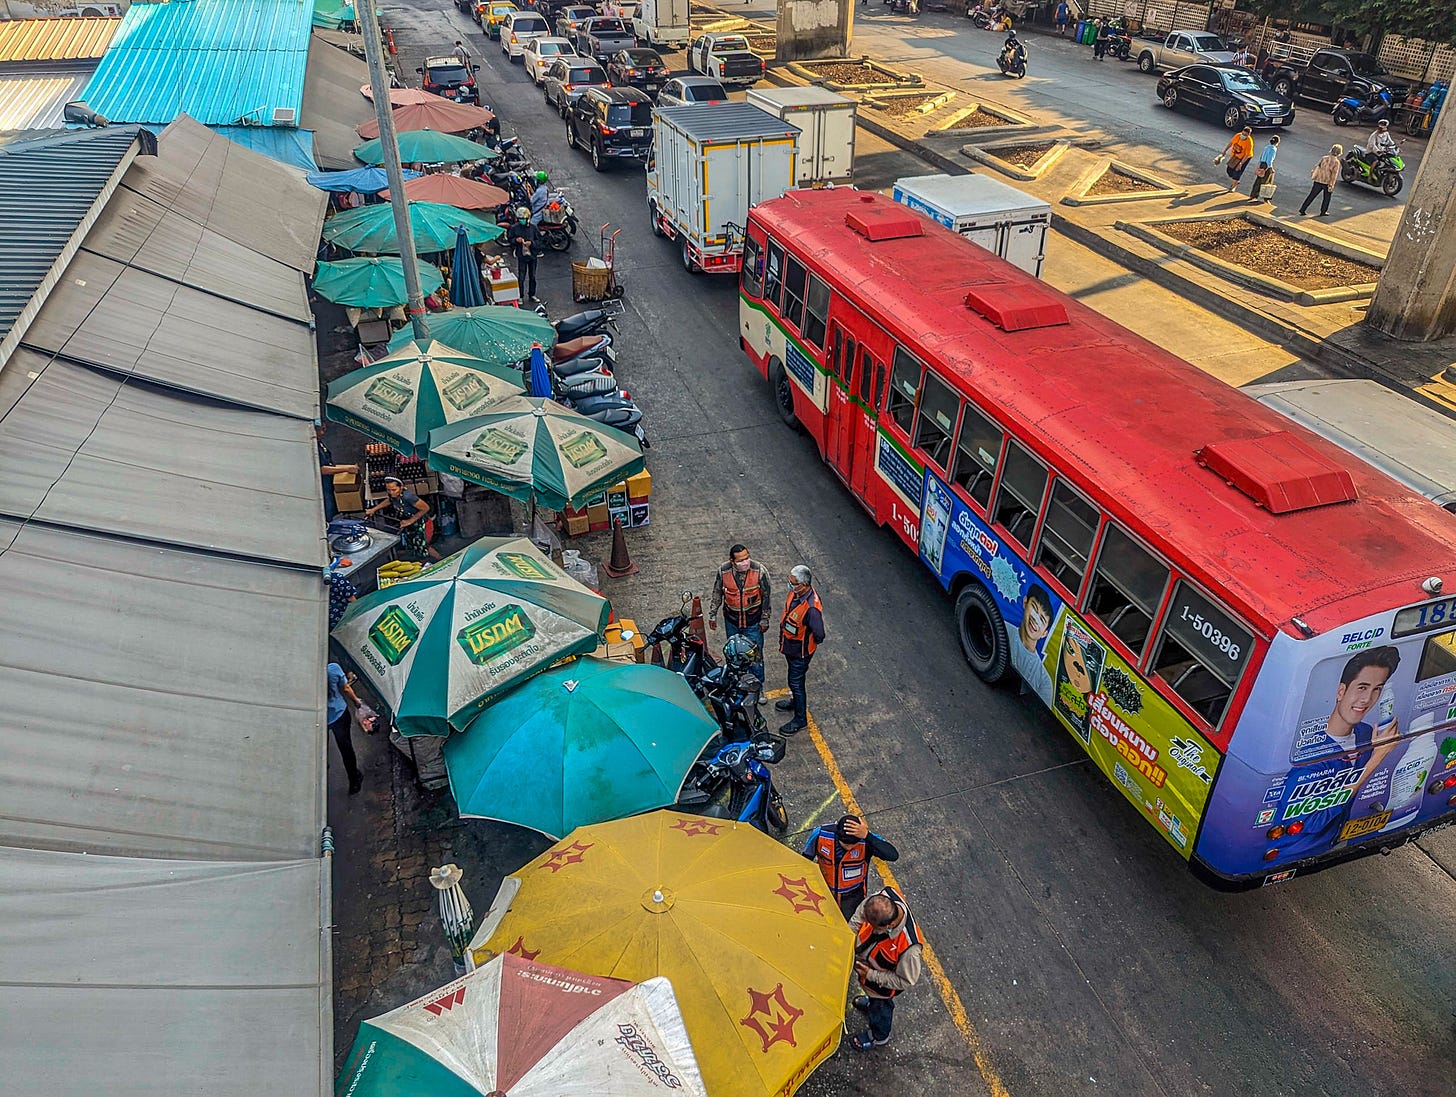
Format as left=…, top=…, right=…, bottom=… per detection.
left=326, top=339, right=525, bottom=456
left=354, top=128, right=499, bottom=165
left=331, top=536, right=610, bottom=735
left=427, top=396, right=645, bottom=513
left=322, top=200, right=503, bottom=254
left=356, top=99, right=497, bottom=138
left=305, top=166, right=418, bottom=193
left=380, top=172, right=510, bottom=210
left=527, top=343, right=552, bottom=398
left=450, top=224, right=486, bottom=308
left=387, top=306, right=557, bottom=368
left=445, top=658, right=721, bottom=839
left=313, top=257, right=443, bottom=307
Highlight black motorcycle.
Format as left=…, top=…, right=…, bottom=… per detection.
left=998, top=39, right=1027, bottom=78
left=647, top=594, right=717, bottom=693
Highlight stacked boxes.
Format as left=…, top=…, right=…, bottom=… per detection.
left=561, top=469, right=653, bottom=537
left=333, top=469, right=364, bottom=514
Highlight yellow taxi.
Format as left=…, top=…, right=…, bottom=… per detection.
left=476, top=0, right=518, bottom=38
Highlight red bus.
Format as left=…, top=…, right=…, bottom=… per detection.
left=738, top=187, right=1456, bottom=888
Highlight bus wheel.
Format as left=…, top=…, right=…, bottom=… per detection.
left=769, top=359, right=798, bottom=428
left=956, top=583, right=1010, bottom=684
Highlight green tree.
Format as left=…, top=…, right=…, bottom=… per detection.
left=1243, top=0, right=1456, bottom=46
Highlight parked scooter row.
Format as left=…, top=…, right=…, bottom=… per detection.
left=533, top=302, right=649, bottom=446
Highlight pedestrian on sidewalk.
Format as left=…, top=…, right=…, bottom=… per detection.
left=775, top=565, right=825, bottom=735
left=849, top=887, right=924, bottom=1050
left=708, top=542, right=771, bottom=680
left=1248, top=134, right=1279, bottom=203
left=1054, top=1, right=1071, bottom=35
left=1299, top=144, right=1343, bottom=216
left=1216, top=127, right=1254, bottom=192
left=1093, top=20, right=1111, bottom=60
left=506, top=206, right=540, bottom=301
left=327, top=661, right=364, bottom=795
left=803, top=814, right=901, bottom=920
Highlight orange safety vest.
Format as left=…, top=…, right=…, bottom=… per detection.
left=813, top=831, right=868, bottom=895
left=855, top=887, right=922, bottom=998
left=779, top=588, right=822, bottom=656
left=719, top=562, right=763, bottom=625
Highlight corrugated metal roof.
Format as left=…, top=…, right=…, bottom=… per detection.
left=79, top=0, right=313, bottom=126
left=657, top=101, right=802, bottom=142
left=0, top=71, right=93, bottom=130
left=0, top=17, right=120, bottom=63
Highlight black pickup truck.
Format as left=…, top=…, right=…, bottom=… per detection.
left=1260, top=47, right=1409, bottom=107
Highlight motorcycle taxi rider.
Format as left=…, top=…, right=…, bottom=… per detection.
left=1002, top=31, right=1026, bottom=69
left=1366, top=118, right=1398, bottom=158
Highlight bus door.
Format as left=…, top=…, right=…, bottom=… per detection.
left=826, top=322, right=857, bottom=485
left=850, top=346, right=883, bottom=505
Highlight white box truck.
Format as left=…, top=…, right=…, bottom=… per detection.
left=647, top=102, right=800, bottom=274
left=745, top=86, right=857, bottom=186
left=891, top=173, right=1051, bottom=278
left=632, top=0, right=689, bottom=50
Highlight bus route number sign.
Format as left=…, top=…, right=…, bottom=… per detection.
left=1393, top=594, right=1456, bottom=638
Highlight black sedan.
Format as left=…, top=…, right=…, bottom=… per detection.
left=605, top=48, right=670, bottom=97
left=1156, top=64, right=1295, bottom=129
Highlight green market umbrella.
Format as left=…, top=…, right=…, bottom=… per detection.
left=353, top=128, right=499, bottom=165
left=445, top=658, right=720, bottom=839
left=313, top=257, right=443, bottom=307
left=326, top=340, right=525, bottom=457
left=322, top=200, right=502, bottom=254
left=427, top=397, right=645, bottom=513
left=387, top=306, right=557, bottom=369
left=332, top=536, right=610, bottom=736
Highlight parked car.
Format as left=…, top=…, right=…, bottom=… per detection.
left=501, top=10, right=551, bottom=59
left=577, top=16, right=636, bottom=61
left=478, top=1, right=518, bottom=38
left=605, top=47, right=670, bottom=97
left=656, top=75, right=728, bottom=107
left=554, top=4, right=596, bottom=39
left=1260, top=46, right=1409, bottom=107
left=1135, top=31, right=1238, bottom=75
left=523, top=35, right=576, bottom=86
left=566, top=86, right=654, bottom=171
left=418, top=56, right=480, bottom=104
left=687, top=33, right=764, bottom=88
left=454, top=0, right=475, bottom=11
left=1156, top=64, right=1294, bottom=129
left=543, top=55, right=609, bottom=116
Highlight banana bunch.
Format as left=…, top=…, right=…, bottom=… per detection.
left=378, top=560, right=424, bottom=580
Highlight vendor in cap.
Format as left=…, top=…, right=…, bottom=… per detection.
left=366, top=476, right=434, bottom=560
left=802, top=814, right=900, bottom=920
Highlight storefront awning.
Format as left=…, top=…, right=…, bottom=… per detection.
left=303, top=35, right=374, bottom=171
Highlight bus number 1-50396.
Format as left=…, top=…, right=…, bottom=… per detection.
left=1180, top=606, right=1242, bottom=661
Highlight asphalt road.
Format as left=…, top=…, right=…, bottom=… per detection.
left=373, top=5, right=1456, bottom=1094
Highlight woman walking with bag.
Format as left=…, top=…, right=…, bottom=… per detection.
left=1248, top=135, right=1279, bottom=203
left=1299, top=145, right=1343, bottom=216
left=1216, top=127, right=1254, bottom=193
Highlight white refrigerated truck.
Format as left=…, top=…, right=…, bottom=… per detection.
left=745, top=86, right=856, bottom=186
left=632, top=0, right=689, bottom=49
left=647, top=102, right=800, bottom=274
left=891, top=173, right=1052, bottom=278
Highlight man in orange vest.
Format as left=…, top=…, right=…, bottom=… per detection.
left=708, top=543, right=770, bottom=681
left=775, top=564, right=825, bottom=734
left=849, top=887, right=924, bottom=1050
left=802, top=813, right=900, bottom=920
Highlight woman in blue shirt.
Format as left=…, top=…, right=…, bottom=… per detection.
left=1248, top=135, right=1279, bottom=203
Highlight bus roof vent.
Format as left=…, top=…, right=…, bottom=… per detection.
left=1196, top=431, right=1358, bottom=513
left=963, top=284, right=1068, bottom=332
left=845, top=202, right=924, bottom=242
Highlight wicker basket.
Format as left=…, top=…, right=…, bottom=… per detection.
left=571, top=259, right=611, bottom=301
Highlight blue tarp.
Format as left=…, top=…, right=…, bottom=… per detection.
left=305, top=166, right=418, bottom=192
left=211, top=125, right=318, bottom=171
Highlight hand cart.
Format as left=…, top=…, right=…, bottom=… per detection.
left=570, top=224, right=626, bottom=302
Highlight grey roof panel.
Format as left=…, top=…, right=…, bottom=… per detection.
left=655, top=101, right=801, bottom=142
left=302, top=35, right=373, bottom=172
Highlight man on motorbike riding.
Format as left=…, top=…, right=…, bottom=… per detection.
left=1002, top=32, right=1026, bottom=70
left=529, top=170, right=551, bottom=225
left=1366, top=118, right=1398, bottom=158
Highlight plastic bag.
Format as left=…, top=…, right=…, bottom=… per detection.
left=356, top=702, right=380, bottom=734
left=561, top=548, right=599, bottom=590
left=439, top=472, right=466, bottom=498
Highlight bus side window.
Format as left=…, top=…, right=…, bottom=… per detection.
left=856, top=348, right=875, bottom=405
left=782, top=255, right=808, bottom=331
left=885, top=347, right=922, bottom=433
left=840, top=335, right=857, bottom=388
left=992, top=440, right=1048, bottom=548
left=1085, top=523, right=1169, bottom=658
left=1149, top=581, right=1253, bottom=727
left=1034, top=479, right=1101, bottom=598
left=951, top=402, right=1002, bottom=510
left=801, top=275, right=831, bottom=350
left=911, top=370, right=957, bottom=472
left=763, top=241, right=785, bottom=311
left=741, top=234, right=764, bottom=299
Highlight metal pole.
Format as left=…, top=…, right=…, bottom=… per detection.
left=357, top=0, right=431, bottom=343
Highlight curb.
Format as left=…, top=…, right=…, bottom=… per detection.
left=1062, top=157, right=1187, bottom=205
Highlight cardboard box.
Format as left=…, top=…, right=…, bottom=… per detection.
left=586, top=502, right=610, bottom=532
left=629, top=502, right=650, bottom=528
left=626, top=469, right=652, bottom=501
left=565, top=513, right=590, bottom=538
left=333, top=470, right=364, bottom=514
left=608, top=506, right=631, bottom=530
left=592, top=640, right=639, bottom=665
left=585, top=491, right=606, bottom=506
left=606, top=482, right=629, bottom=511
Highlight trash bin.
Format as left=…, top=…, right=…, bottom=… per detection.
left=1081, top=21, right=1098, bottom=45
left=1074, top=19, right=1086, bottom=41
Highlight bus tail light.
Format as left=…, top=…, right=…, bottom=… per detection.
left=1266, top=825, right=1285, bottom=840
left=1262, top=848, right=1280, bottom=861
left=1286, top=820, right=1304, bottom=835
left=1433, top=775, right=1456, bottom=794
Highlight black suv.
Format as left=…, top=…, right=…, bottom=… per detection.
left=418, top=56, right=480, bottom=104
left=565, top=87, right=653, bottom=171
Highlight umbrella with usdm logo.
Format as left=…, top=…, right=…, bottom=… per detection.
left=331, top=536, right=609, bottom=736
left=467, top=811, right=856, bottom=1097
left=334, top=951, right=708, bottom=1097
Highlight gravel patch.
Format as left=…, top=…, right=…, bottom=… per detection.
left=746, top=34, right=777, bottom=52
left=992, top=142, right=1056, bottom=168
left=874, top=94, right=944, bottom=118
left=953, top=107, right=1013, bottom=128
left=1157, top=218, right=1380, bottom=290
left=1087, top=168, right=1156, bottom=195
left=800, top=61, right=900, bottom=85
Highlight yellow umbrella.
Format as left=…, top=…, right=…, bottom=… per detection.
left=469, top=811, right=855, bottom=1097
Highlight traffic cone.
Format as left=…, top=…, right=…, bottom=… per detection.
left=689, top=594, right=707, bottom=647
left=601, top=516, right=638, bottom=577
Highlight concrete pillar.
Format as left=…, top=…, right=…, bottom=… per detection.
left=1366, top=105, right=1456, bottom=341
left=777, top=0, right=852, bottom=62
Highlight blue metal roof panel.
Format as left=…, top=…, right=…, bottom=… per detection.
left=79, top=0, right=312, bottom=127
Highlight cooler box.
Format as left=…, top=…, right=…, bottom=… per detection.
left=487, top=264, right=520, bottom=306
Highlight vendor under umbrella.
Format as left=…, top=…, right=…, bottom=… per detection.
left=366, top=477, right=435, bottom=559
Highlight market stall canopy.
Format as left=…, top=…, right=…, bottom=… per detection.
left=331, top=536, right=610, bottom=736
left=326, top=339, right=525, bottom=456
left=306, top=165, right=417, bottom=192
left=380, top=171, right=510, bottom=210
left=387, top=305, right=556, bottom=368
left=361, top=83, right=436, bottom=104
left=469, top=812, right=856, bottom=1097
left=446, top=658, right=720, bottom=839
left=314, top=256, right=444, bottom=307
left=428, top=396, right=646, bottom=513
left=356, top=98, right=496, bottom=138
left=354, top=127, right=499, bottom=165
left=322, top=199, right=503, bottom=254
left=336, top=953, right=708, bottom=1096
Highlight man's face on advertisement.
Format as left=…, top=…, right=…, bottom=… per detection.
left=1334, top=666, right=1392, bottom=728
left=1022, top=598, right=1050, bottom=642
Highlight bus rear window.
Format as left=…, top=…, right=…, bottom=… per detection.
left=912, top=370, right=957, bottom=470
left=1415, top=628, right=1456, bottom=682
left=993, top=440, right=1047, bottom=547
left=741, top=235, right=763, bottom=298
left=1150, top=581, right=1252, bottom=726
left=1086, top=524, right=1169, bottom=657
left=886, top=347, right=922, bottom=433
left=952, top=403, right=1002, bottom=508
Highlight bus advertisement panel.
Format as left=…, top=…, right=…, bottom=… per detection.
left=919, top=469, right=1219, bottom=858
left=1199, top=605, right=1456, bottom=876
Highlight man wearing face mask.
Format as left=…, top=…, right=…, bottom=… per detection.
left=708, top=543, right=770, bottom=682
left=776, top=564, right=825, bottom=735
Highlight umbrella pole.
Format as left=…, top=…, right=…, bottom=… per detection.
left=358, top=0, right=431, bottom=343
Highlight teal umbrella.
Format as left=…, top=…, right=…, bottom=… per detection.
left=444, top=658, right=721, bottom=839
left=387, top=306, right=557, bottom=368
left=322, top=201, right=503, bottom=254
left=354, top=128, right=499, bottom=165
left=313, top=257, right=444, bottom=307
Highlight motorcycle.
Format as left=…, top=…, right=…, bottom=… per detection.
left=1332, top=87, right=1394, bottom=127
left=966, top=3, right=991, bottom=28
left=674, top=739, right=788, bottom=835
left=551, top=332, right=617, bottom=370
left=1341, top=144, right=1405, bottom=197
left=542, top=303, right=622, bottom=342
left=998, top=40, right=1027, bottom=78
left=646, top=594, right=716, bottom=694
left=554, top=366, right=619, bottom=401
left=537, top=190, right=580, bottom=252
left=1103, top=21, right=1133, bottom=61
left=559, top=390, right=648, bottom=442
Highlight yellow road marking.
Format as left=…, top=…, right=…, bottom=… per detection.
left=764, top=687, right=1010, bottom=1097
